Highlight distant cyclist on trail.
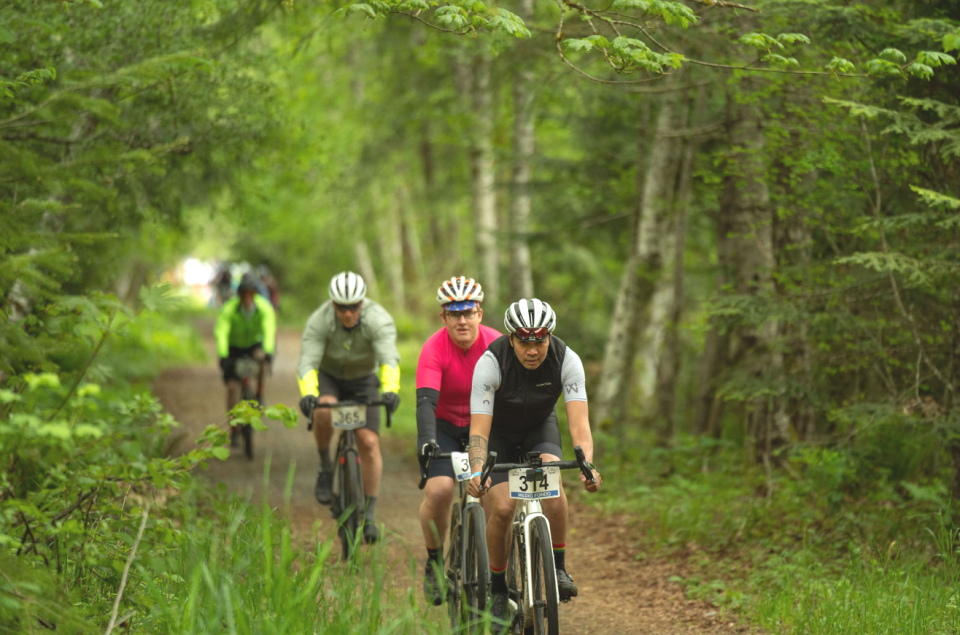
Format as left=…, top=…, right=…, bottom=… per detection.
left=466, top=298, right=602, bottom=625
left=296, top=272, right=401, bottom=544
left=416, top=276, right=500, bottom=605
left=214, top=273, right=277, bottom=444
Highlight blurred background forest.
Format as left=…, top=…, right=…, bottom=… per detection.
left=3, top=0, right=960, bottom=633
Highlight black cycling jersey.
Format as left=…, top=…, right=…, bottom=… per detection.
left=485, top=334, right=568, bottom=432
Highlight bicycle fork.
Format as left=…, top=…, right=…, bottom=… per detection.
left=516, top=500, right=560, bottom=616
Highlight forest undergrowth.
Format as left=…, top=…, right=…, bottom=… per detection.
left=589, top=430, right=960, bottom=634
left=0, top=301, right=443, bottom=634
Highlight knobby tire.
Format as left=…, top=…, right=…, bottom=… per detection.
left=527, top=517, right=558, bottom=635
left=462, top=504, right=488, bottom=634
left=445, top=501, right=462, bottom=631
left=337, top=447, right=364, bottom=561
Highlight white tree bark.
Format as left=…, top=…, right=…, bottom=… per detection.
left=655, top=85, right=704, bottom=442
left=375, top=186, right=405, bottom=309
left=509, top=0, right=535, bottom=300
left=593, top=96, right=682, bottom=426
left=722, top=89, right=786, bottom=458
left=636, top=273, right=673, bottom=412
left=471, top=52, right=499, bottom=306
left=354, top=239, right=380, bottom=302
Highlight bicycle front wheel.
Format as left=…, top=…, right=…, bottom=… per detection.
left=445, top=501, right=462, bottom=630
left=337, top=449, right=364, bottom=560
left=527, top=516, right=559, bottom=635
left=461, top=503, right=489, bottom=633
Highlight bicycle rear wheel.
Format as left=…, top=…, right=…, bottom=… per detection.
left=444, top=501, right=462, bottom=630
left=461, top=504, right=488, bottom=633
left=337, top=448, right=364, bottom=560
left=527, top=517, right=558, bottom=635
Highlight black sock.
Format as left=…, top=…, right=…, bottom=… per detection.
left=364, top=495, right=377, bottom=523
left=427, top=548, right=440, bottom=563
left=553, top=543, right=566, bottom=572
left=319, top=448, right=331, bottom=472
left=491, top=567, right=507, bottom=595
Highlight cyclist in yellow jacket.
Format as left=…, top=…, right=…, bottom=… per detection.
left=214, top=274, right=277, bottom=443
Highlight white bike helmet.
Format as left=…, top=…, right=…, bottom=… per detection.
left=328, top=271, right=367, bottom=304
left=504, top=298, right=556, bottom=341
left=437, top=276, right=484, bottom=310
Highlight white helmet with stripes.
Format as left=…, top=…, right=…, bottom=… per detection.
left=436, top=276, right=484, bottom=308
left=504, top=298, right=557, bottom=340
left=328, top=271, right=367, bottom=304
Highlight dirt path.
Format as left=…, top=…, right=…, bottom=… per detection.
left=154, top=327, right=746, bottom=635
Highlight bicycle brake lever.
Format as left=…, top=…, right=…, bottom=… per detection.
left=478, top=451, right=497, bottom=492
left=574, top=446, right=596, bottom=484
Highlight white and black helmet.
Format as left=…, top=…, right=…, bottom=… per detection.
left=504, top=298, right=557, bottom=340
left=437, top=276, right=484, bottom=308
left=328, top=271, right=367, bottom=304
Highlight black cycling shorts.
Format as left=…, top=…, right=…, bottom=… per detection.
left=487, top=410, right=563, bottom=487
left=427, top=419, right=471, bottom=480
left=317, top=369, right=382, bottom=434
left=221, top=344, right=263, bottom=383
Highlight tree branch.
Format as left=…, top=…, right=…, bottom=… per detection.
left=104, top=506, right=149, bottom=635
left=860, top=117, right=951, bottom=393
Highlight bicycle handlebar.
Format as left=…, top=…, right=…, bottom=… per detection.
left=417, top=443, right=597, bottom=491
left=479, top=445, right=596, bottom=491
left=311, top=399, right=393, bottom=429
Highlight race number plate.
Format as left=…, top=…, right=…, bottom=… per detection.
left=450, top=452, right=471, bottom=482
left=331, top=404, right=366, bottom=430
left=508, top=466, right=560, bottom=500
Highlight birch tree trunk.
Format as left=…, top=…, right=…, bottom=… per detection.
left=721, top=85, right=786, bottom=461
left=471, top=52, right=499, bottom=305
left=636, top=274, right=673, bottom=417
left=396, top=182, right=426, bottom=307
left=655, top=87, right=702, bottom=444
left=375, top=186, right=405, bottom=309
left=509, top=0, right=535, bottom=300
left=593, top=95, right=681, bottom=427
left=354, top=239, right=381, bottom=301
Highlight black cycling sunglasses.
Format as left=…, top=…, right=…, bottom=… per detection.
left=334, top=302, right=362, bottom=313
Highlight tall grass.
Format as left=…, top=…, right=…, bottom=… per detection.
left=133, top=463, right=447, bottom=634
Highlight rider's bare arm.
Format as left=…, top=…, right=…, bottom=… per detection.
left=561, top=349, right=601, bottom=492
left=468, top=416, right=492, bottom=473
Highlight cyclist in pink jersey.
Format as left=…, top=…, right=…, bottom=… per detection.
left=416, top=276, right=500, bottom=606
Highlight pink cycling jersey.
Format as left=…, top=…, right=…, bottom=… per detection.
left=416, top=324, right=502, bottom=428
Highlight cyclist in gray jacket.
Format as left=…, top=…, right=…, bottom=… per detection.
left=297, top=272, right=401, bottom=544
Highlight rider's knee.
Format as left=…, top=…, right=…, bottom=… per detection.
left=424, top=479, right=455, bottom=508
left=355, top=429, right=379, bottom=452
left=490, top=494, right=515, bottom=523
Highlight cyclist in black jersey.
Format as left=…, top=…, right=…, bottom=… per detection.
left=467, top=298, right=602, bottom=626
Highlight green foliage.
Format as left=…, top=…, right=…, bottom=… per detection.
left=339, top=0, right=531, bottom=38
left=1, top=67, right=56, bottom=99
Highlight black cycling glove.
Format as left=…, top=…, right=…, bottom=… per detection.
left=418, top=439, right=441, bottom=480
left=381, top=392, right=401, bottom=415
left=299, top=395, right=319, bottom=418
left=219, top=357, right=229, bottom=371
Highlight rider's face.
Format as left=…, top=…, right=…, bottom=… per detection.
left=442, top=306, right=483, bottom=350
left=510, top=334, right=550, bottom=370
left=239, top=291, right=255, bottom=310
left=334, top=300, right=362, bottom=328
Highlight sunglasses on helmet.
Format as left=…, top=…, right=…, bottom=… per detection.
left=514, top=326, right=549, bottom=341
